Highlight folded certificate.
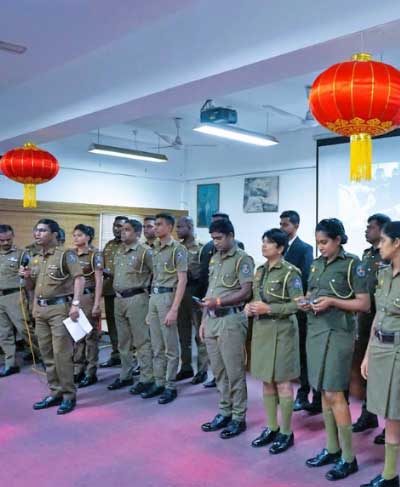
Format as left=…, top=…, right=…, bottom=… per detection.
left=63, top=310, right=93, bottom=342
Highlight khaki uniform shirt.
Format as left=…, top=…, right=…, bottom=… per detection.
left=113, top=242, right=153, bottom=292
left=206, top=245, right=254, bottom=300
left=102, top=239, right=124, bottom=296
left=25, top=242, right=41, bottom=258
left=30, top=246, right=83, bottom=299
left=76, top=248, right=103, bottom=289
left=0, top=247, right=27, bottom=290
left=374, top=265, right=400, bottom=333
left=152, top=238, right=188, bottom=288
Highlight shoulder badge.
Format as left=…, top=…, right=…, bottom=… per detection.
left=356, top=263, right=366, bottom=278
left=241, top=263, right=251, bottom=275
left=291, top=276, right=302, bottom=289
left=66, top=251, right=78, bottom=265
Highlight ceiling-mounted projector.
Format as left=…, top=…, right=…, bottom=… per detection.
left=200, top=99, right=237, bottom=124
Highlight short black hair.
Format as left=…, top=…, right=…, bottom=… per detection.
left=36, top=219, right=60, bottom=234
left=114, top=216, right=129, bottom=223
left=368, top=213, right=391, bottom=229
left=74, top=224, right=95, bottom=244
left=0, top=224, right=14, bottom=235
left=212, top=212, right=230, bottom=220
left=143, top=215, right=156, bottom=222
left=262, top=228, right=289, bottom=253
left=316, top=218, right=348, bottom=244
left=125, top=219, right=142, bottom=233
left=155, top=213, right=175, bottom=227
left=209, top=219, right=235, bottom=236
left=382, top=221, right=400, bottom=241
left=57, top=228, right=66, bottom=243
left=280, top=210, right=300, bottom=225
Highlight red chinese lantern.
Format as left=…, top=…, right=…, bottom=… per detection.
left=309, top=53, right=400, bottom=181
left=0, top=142, right=59, bottom=208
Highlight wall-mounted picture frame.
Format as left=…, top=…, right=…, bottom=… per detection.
left=197, top=183, right=220, bottom=227
left=243, top=176, right=279, bottom=213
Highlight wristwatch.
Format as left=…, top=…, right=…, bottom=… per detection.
left=72, top=300, right=80, bottom=306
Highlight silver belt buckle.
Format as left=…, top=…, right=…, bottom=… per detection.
left=153, top=287, right=159, bottom=295
left=116, top=292, right=122, bottom=298
left=38, top=299, right=46, bottom=306
left=377, top=329, right=383, bottom=340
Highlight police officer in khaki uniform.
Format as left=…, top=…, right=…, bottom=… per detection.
left=360, top=221, right=400, bottom=487
left=107, top=219, right=155, bottom=395
left=100, top=216, right=128, bottom=368
left=176, top=216, right=208, bottom=384
left=72, top=224, right=103, bottom=388
left=352, top=214, right=391, bottom=437
left=143, top=216, right=157, bottom=248
left=247, top=228, right=303, bottom=454
left=0, top=224, right=39, bottom=377
left=142, top=213, right=188, bottom=405
left=200, top=219, right=254, bottom=439
left=299, top=219, right=369, bottom=481
left=22, top=219, right=85, bottom=415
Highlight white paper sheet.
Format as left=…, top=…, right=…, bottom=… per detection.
left=63, top=310, right=93, bottom=342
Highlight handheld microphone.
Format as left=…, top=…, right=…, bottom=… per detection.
left=20, top=254, right=31, bottom=285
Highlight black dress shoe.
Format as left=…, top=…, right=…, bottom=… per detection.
left=251, top=427, right=280, bottom=447
left=360, top=474, right=400, bottom=487
left=158, top=388, right=177, bottom=404
left=74, top=371, right=85, bottom=384
left=353, top=410, right=379, bottom=432
left=141, top=383, right=165, bottom=399
left=191, top=370, right=208, bottom=385
left=326, top=457, right=358, bottom=481
left=306, top=448, right=342, bottom=467
left=175, top=368, right=194, bottom=381
left=0, top=365, right=20, bottom=377
left=99, top=357, right=121, bottom=368
left=374, top=430, right=386, bottom=445
left=203, top=378, right=216, bottom=388
left=78, top=375, right=98, bottom=388
left=201, top=414, right=232, bottom=432
left=130, top=381, right=154, bottom=395
left=107, top=377, right=133, bottom=390
left=269, top=432, right=294, bottom=454
left=220, top=419, right=247, bottom=439
left=57, top=399, right=76, bottom=415
left=306, top=397, right=323, bottom=415
left=33, top=396, right=63, bottom=410
left=293, top=395, right=310, bottom=411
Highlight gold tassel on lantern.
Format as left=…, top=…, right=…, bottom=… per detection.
left=350, top=133, right=372, bottom=182
left=23, top=184, right=37, bottom=208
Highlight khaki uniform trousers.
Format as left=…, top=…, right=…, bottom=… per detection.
left=177, top=288, right=208, bottom=373
left=148, top=292, right=179, bottom=389
left=0, top=291, right=39, bottom=368
left=73, top=293, right=99, bottom=377
left=34, top=303, right=76, bottom=400
left=204, top=312, right=248, bottom=421
left=115, top=293, right=153, bottom=383
left=104, top=295, right=119, bottom=359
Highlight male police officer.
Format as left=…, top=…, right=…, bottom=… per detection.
left=22, top=219, right=84, bottom=415
left=200, top=219, right=254, bottom=439
left=143, top=216, right=157, bottom=248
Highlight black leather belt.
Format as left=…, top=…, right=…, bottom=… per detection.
left=375, top=329, right=400, bottom=344
left=207, top=306, right=244, bottom=318
left=37, top=295, right=73, bottom=307
left=116, top=288, right=146, bottom=298
left=83, top=287, right=94, bottom=295
left=0, top=288, right=20, bottom=296
left=151, top=286, right=174, bottom=295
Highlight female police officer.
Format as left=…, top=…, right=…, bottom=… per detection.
left=360, top=221, right=400, bottom=487
left=246, top=228, right=303, bottom=454
left=72, top=224, right=103, bottom=388
left=299, top=218, right=369, bottom=481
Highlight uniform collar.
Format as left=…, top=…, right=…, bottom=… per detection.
left=266, top=257, right=283, bottom=270
left=0, top=246, right=16, bottom=255
left=181, top=237, right=199, bottom=249
left=124, top=241, right=140, bottom=252
left=40, top=244, right=58, bottom=256
left=365, top=245, right=380, bottom=256
left=76, top=247, right=90, bottom=256
left=156, top=237, right=174, bottom=249
left=219, top=244, right=238, bottom=259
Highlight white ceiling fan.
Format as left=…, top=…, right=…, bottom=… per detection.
left=263, top=85, right=319, bottom=132
left=154, top=117, right=216, bottom=150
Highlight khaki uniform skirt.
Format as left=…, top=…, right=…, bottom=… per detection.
left=251, top=315, right=300, bottom=383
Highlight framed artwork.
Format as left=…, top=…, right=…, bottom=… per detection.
left=197, top=183, right=220, bottom=227
left=243, top=176, right=279, bottom=213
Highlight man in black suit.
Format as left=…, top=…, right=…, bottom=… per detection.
left=280, top=210, right=321, bottom=414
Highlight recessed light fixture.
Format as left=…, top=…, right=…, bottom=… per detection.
left=193, top=123, right=279, bottom=146
left=0, top=40, right=27, bottom=55
left=88, top=143, right=168, bottom=163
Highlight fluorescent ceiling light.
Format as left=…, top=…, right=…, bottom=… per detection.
left=88, top=143, right=168, bottom=163
left=0, top=40, right=27, bottom=54
left=193, top=123, right=278, bottom=146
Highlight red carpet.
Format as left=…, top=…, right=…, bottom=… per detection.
left=1, top=352, right=385, bottom=487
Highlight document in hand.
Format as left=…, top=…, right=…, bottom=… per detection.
left=63, top=310, right=93, bottom=342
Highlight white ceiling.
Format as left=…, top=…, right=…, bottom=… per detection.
left=1, top=0, right=400, bottom=156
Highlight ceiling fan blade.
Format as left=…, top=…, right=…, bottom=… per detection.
left=185, top=144, right=217, bottom=147
left=263, top=104, right=304, bottom=122
left=154, top=131, right=173, bottom=144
